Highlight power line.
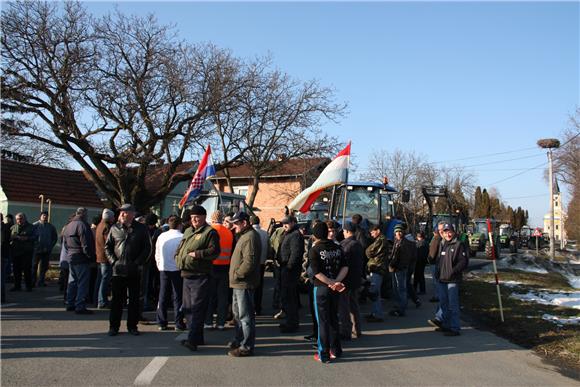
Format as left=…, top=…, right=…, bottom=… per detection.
left=429, top=146, right=538, bottom=164
left=487, top=160, right=547, bottom=186
left=459, top=153, right=544, bottom=168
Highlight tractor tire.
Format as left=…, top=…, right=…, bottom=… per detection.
left=485, top=241, right=499, bottom=260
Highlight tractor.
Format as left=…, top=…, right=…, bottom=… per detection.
left=499, top=223, right=518, bottom=253
left=468, top=218, right=500, bottom=258
left=190, top=180, right=255, bottom=218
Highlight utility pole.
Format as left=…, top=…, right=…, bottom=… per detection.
left=537, top=138, right=560, bottom=262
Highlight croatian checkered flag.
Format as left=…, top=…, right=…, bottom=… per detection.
left=178, top=145, right=216, bottom=209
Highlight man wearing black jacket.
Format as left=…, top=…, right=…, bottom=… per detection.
left=388, top=224, right=415, bottom=317
left=277, top=215, right=304, bottom=333
left=435, top=223, right=468, bottom=336
left=105, top=204, right=151, bottom=336
left=338, top=221, right=364, bottom=339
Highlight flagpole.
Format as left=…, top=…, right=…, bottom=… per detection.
left=341, top=141, right=351, bottom=226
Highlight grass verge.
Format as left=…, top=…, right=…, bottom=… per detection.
left=461, top=269, right=579, bottom=375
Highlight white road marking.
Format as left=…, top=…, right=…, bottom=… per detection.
left=134, top=356, right=168, bottom=385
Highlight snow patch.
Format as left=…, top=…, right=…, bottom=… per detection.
left=541, top=314, right=580, bottom=325
left=564, top=274, right=580, bottom=290
left=510, top=291, right=580, bottom=310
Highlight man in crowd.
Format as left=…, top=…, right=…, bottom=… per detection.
left=308, top=221, right=348, bottom=363
left=427, top=222, right=445, bottom=328
left=1, top=213, right=11, bottom=302
left=251, top=216, right=269, bottom=316
left=414, top=231, right=429, bottom=295
left=95, top=209, right=115, bottom=309
left=105, top=204, right=151, bottom=336
left=388, top=224, right=415, bottom=317
left=435, top=223, right=468, bottom=336
left=155, top=215, right=186, bottom=331
left=277, top=215, right=304, bottom=333
left=63, top=208, right=95, bottom=314
left=338, top=221, right=364, bottom=340
left=10, top=213, right=36, bottom=292
left=142, top=213, right=160, bottom=313
left=365, top=225, right=388, bottom=322
left=205, top=210, right=233, bottom=330
left=227, top=211, right=261, bottom=357
left=269, top=220, right=286, bottom=319
left=32, top=211, right=57, bottom=288
left=175, top=205, right=220, bottom=351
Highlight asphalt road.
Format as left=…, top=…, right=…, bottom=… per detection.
left=1, top=272, right=577, bottom=386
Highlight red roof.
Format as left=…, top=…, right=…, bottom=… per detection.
left=215, top=158, right=329, bottom=179
left=1, top=159, right=103, bottom=207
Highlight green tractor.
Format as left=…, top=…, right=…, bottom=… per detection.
left=468, top=218, right=500, bottom=258
left=421, top=185, right=467, bottom=239
left=499, top=224, right=518, bottom=254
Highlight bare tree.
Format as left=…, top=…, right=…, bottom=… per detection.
left=1, top=1, right=244, bottom=211
left=552, top=110, right=580, bottom=189
left=236, top=61, right=345, bottom=208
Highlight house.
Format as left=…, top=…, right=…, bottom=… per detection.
left=212, top=157, right=330, bottom=225
left=0, top=158, right=105, bottom=235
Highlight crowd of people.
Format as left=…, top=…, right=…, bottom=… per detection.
left=0, top=205, right=469, bottom=363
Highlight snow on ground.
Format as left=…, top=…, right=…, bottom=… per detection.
left=564, top=274, right=580, bottom=289
left=510, top=291, right=580, bottom=310
left=542, top=314, right=580, bottom=325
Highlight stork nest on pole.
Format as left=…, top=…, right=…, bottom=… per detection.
left=537, top=139, right=560, bottom=149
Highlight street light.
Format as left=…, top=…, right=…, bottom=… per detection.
left=537, top=138, right=560, bottom=262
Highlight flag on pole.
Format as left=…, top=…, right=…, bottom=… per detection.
left=178, top=145, right=216, bottom=209
left=288, top=142, right=351, bottom=213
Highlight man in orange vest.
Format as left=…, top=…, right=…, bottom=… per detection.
left=205, top=210, right=233, bottom=330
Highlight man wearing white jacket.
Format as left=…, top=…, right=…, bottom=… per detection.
left=155, top=215, right=186, bottom=331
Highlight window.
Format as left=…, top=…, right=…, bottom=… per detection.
left=233, top=186, right=248, bottom=198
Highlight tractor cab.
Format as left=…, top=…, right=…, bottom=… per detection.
left=327, top=181, right=400, bottom=239
left=191, top=180, right=255, bottom=218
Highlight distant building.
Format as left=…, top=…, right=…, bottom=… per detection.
left=543, top=188, right=567, bottom=245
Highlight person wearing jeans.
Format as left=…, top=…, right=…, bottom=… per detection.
left=365, top=225, right=388, bottom=322
left=63, top=208, right=96, bottom=314
left=95, top=209, right=115, bottom=308
left=32, top=211, right=57, bottom=287
left=434, top=223, right=468, bottom=336
left=388, top=224, right=415, bottom=317
left=227, top=211, right=261, bottom=357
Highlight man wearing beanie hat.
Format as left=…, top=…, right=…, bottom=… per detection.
left=387, top=224, right=416, bottom=317
left=174, top=205, right=220, bottom=351
left=32, top=210, right=58, bottom=287
left=308, top=221, right=348, bottom=363
left=95, top=209, right=115, bottom=309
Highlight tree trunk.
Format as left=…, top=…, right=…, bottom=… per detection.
left=246, top=176, right=260, bottom=210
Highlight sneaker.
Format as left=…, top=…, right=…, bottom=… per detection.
left=107, top=328, right=119, bottom=336
left=313, top=353, right=330, bottom=363
left=128, top=328, right=140, bottom=336
left=181, top=340, right=197, bottom=351
left=273, top=310, right=286, bottom=319
left=330, top=350, right=342, bottom=359
left=427, top=319, right=443, bottom=329
left=227, top=341, right=240, bottom=350
left=444, top=330, right=460, bottom=337
left=228, top=347, right=253, bottom=357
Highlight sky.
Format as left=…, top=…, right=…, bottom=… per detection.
left=85, top=1, right=579, bottom=227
